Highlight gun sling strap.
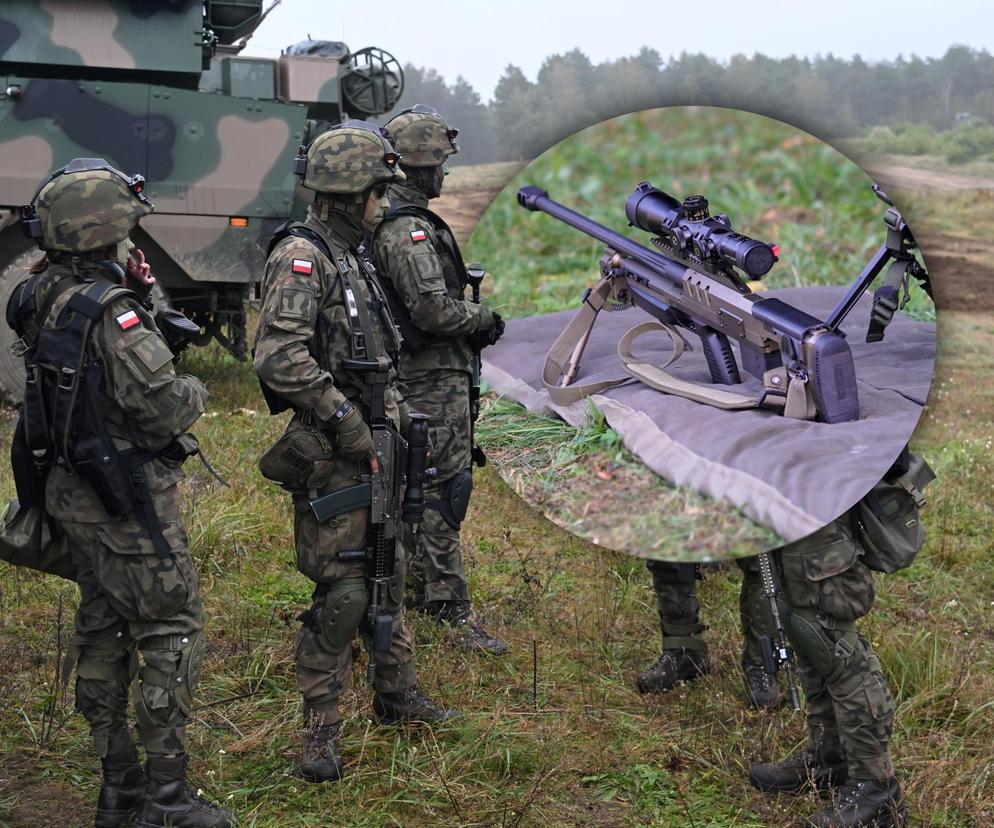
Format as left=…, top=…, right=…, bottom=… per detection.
left=543, top=277, right=816, bottom=420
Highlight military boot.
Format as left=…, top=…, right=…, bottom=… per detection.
left=134, top=754, right=232, bottom=828
left=298, top=723, right=342, bottom=783
left=95, top=742, right=145, bottom=828
left=742, top=660, right=785, bottom=710
left=636, top=648, right=709, bottom=694
left=808, top=778, right=907, bottom=827
left=427, top=600, right=508, bottom=656
left=372, top=686, right=460, bottom=725
left=749, top=747, right=849, bottom=794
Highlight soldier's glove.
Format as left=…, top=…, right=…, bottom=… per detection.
left=467, top=312, right=504, bottom=350
left=330, top=405, right=374, bottom=461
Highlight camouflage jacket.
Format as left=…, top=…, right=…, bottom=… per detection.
left=26, top=261, right=208, bottom=522
left=253, top=211, right=404, bottom=428
left=371, top=181, right=493, bottom=380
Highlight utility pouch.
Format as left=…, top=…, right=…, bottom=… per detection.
left=259, top=421, right=335, bottom=491
left=0, top=500, right=76, bottom=580
left=70, top=361, right=135, bottom=517
left=855, top=452, right=936, bottom=573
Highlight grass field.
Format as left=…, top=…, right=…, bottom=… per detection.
left=462, top=107, right=936, bottom=559
left=0, top=145, right=991, bottom=825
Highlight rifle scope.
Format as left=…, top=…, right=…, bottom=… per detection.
left=625, top=182, right=778, bottom=280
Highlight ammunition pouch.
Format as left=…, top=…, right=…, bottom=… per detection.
left=854, top=451, right=935, bottom=573
left=259, top=421, right=336, bottom=491
left=428, top=469, right=473, bottom=530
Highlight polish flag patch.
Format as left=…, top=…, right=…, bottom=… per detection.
left=410, top=229, right=427, bottom=243
left=115, top=310, right=141, bottom=330
left=291, top=258, right=313, bottom=275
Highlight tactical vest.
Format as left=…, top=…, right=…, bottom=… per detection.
left=261, top=220, right=402, bottom=416
left=370, top=204, right=468, bottom=355
left=7, top=272, right=177, bottom=556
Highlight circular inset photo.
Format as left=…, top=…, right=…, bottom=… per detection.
left=467, top=106, right=936, bottom=560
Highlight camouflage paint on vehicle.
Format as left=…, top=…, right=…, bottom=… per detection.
left=0, top=0, right=404, bottom=395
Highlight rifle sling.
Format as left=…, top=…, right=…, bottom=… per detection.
left=543, top=277, right=817, bottom=419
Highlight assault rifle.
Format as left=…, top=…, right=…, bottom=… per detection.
left=309, top=358, right=433, bottom=681
left=517, top=182, right=928, bottom=423
left=757, top=551, right=800, bottom=711
left=465, top=262, right=487, bottom=467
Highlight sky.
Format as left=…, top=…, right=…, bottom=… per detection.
left=242, top=0, right=994, bottom=102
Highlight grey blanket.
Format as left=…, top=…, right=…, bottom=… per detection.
left=482, top=287, right=935, bottom=542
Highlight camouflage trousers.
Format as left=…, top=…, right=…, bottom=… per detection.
left=61, top=484, right=205, bottom=757
left=778, top=517, right=895, bottom=782
left=291, top=457, right=415, bottom=726
left=645, top=558, right=775, bottom=663
left=398, top=370, right=473, bottom=605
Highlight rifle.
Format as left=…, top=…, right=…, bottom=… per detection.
left=517, top=182, right=926, bottom=423
left=465, top=262, right=487, bottom=467
left=757, top=551, right=800, bottom=711
left=308, top=357, right=433, bottom=682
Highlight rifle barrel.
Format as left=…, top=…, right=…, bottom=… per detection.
left=517, top=186, right=686, bottom=284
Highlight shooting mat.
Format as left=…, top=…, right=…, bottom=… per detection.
left=482, top=286, right=935, bottom=545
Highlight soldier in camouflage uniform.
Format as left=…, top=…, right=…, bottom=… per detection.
left=253, top=121, right=457, bottom=784
left=638, top=559, right=784, bottom=709
left=371, top=105, right=507, bottom=655
left=750, top=509, right=912, bottom=827
left=7, top=160, right=230, bottom=827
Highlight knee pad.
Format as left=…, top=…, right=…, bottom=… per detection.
left=75, top=633, right=137, bottom=684
left=430, top=470, right=473, bottom=530
left=314, top=578, right=368, bottom=655
left=785, top=611, right=856, bottom=682
left=133, top=630, right=206, bottom=733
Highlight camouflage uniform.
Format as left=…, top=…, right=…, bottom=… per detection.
left=255, top=211, right=416, bottom=724
left=8, top=158, right=229, bottom=827
left=777, top=516, right=895, bottom=781
left=35, top=262, right=208, bottom=758
left=372, top=106, right=504, bottom=653
left=254, top=122, right=454, bottom=783
left=641, top=559, right=782, bottom=707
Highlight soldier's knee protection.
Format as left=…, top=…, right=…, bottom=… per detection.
left=133, top=631, right=206, bottom=734
left=313, top=578, right=368, bottom=655
left=785, top=610, right=858, bottom=682
left=431, top=470, right=473, bottom=530
left=74, top=634, right=138, bottom=756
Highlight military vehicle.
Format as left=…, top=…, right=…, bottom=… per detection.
left=0, top=0, right=403, bottom=399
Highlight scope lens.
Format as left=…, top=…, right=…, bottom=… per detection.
left=625, top=183, right=683, bottom=233
left=714, top=235, right=775, bottom=278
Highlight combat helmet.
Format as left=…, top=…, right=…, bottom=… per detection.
left=294, top=120, right=405, bottom=194
left=22, top=158, right=153, bottom=253
left=384, top=105, right=459, bottom=167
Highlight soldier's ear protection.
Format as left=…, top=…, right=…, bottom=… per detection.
left=21, top=158, right=152, bottom=242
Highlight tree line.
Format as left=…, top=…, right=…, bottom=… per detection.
left=378, top=46, right=994, bottom=164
